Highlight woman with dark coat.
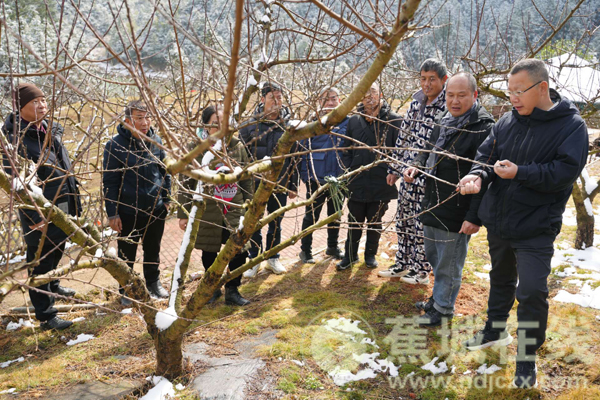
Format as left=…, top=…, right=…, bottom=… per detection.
left=178, top=105, right=253, bottom=306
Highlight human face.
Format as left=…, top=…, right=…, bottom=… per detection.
left=20, top=97, right=48, bottom=123
left=319, top=90, right=340, bottom=115
left=262, top=90, right=283, bottom=119
left=419, top=70, right=447, bottom=102
left=126, top=109, right=152, bottom=138
left=207, top=110, right=223, bottom=135
left=507, top=70, right=546, bottom=116
left=362, top=85, right=381, bottom=115
left=445, top=76, right=477, bottom=118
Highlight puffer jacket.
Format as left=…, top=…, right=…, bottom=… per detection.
left=299, top=117, right=348, bottom=184
left=177, top=137, right=253, bottom=252
left=413, top=103, right=495, bottom=232
left=2, top=113, right=82, bottom=244
left=103, top=124, right=171, bottom=217
left=471, top=89, right=588, bottom=239
left=239, top=104, right=298, bottom=191
left=341, top=100, right=401, bottom=202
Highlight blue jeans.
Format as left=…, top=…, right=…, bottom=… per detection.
left=249, top=192, right=287, bottom=259
left=423, top=225, right=470, bottom=315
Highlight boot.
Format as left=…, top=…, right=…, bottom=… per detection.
left=225, top=287, right=250, bottom=306
left=41, top=316, right=73, bottom=331
left=147, top=280, right=169, bottom=299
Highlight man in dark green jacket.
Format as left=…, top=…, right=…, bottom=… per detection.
left=403, top=72, right=494, bottom=326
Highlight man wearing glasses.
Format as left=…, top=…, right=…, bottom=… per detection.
left=103, top=100, right=172, bottom=303
left=383, top=58, right=447, bottom=284
left=459, top=59, right=588, bottom=388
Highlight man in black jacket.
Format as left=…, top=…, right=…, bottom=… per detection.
left=459, top=59, right=589, bottom=388
left=337, top=82, right=400, bottom=270
left=2, top=83, right=81, bottom=330
left=239, top=83, right=297, bottom=277
left=403, top=72, right=494, bottom=326
left=103, top=100, right=171, bottom=303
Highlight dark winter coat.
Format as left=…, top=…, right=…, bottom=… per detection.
left=341, top=101, right=400, bottom=202
left=470, top=90, right=588, bottom=239
left=413, top=103, right=495, bottom=232
left=2, top=113, right=82, bottom=244
left=102, top=125, right=172, bottom=218
left=177, top=137, right=253, bottom=253
left=239, top=105, right=298, bottom=191
left=299, top=117, right=349, bottom=184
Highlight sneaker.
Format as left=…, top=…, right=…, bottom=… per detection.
left=364, top=254, right=378, bottom=268
left=417, top=308, right=453, bottom=327
left=325, top=246, right=343, bottom=260
left=55, top=285, right=76, bottom=297
left=415, top=296, right=434, bottom=312
left=336, top=255, right=357, bottom=271
left=207, top=289, right=222, bottom=304
left=41, top=316, right=73, bottom=331
left=377, top=267, right=409, bottom=278
left=463, top=322, right=513, bottom=351
left=243, top=264, right=260, bottom=278
left=299, top=251, right=316, bottom=264
left=225, top=287, right=251, bottom=306
left=147, top=280, right=169, bottom=299
left=265, top=258, right=287, bottom=274
left=401, top=271, right=430, bottom=285
left=513, top=361, right=538, bottom=389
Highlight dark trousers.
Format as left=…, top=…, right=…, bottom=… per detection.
left=26, top=235, right=66, bottom=322
left=249, top=192, right=287, bottom=259
left=201, top=228, right=246, bottom=288
left=486, top=230, right=554, bottom=358
left=344, top=200, right=389, bottom=261
left=301, top=180, right=341, bottom=253
left=118, top=210, right=166, bottom=286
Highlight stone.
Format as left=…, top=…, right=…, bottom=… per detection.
left=184, top=329, right=278, bottom=400
left=43, top=380, right=137, bottom=400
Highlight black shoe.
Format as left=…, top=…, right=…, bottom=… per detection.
left=336, top=255, right=357, bottom=271
left=325, top=246, right=343, bottom=260
left=225, top=287, right=251, bottom=306
left=207, top=289, right=222, bottom=304
left=415, top=296, right=434, bottom=312
left=364, top=254, right=378, bottom=268
left=463, top=322, right=513, bottom=351
left=417, top=308, right=453, bottom=327
left=299, top=250, right=316, bottom=264
left=55, top=285, right=76, bottom=297
left=41, top=316, right=73, bottom=331
left=147, top=280, right=169, bottom=299
left=513, top=361, right=537, bottom=388
left=120, top=296, right=133, bottom=306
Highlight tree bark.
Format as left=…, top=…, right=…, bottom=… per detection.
left=572, top=181, right=595, bottom=249
left=155, top=331, right=184, bottom=379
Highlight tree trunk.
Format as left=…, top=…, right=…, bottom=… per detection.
left=575, top=214, right=595, bottom=249
left=155, top=332, right=184, bottom=379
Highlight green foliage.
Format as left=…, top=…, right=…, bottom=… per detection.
left=537, top=39, right=595, bottom=62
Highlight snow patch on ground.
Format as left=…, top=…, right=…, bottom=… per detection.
left=323, top=317, right=366, bottom=335
left=476, top=363, right=502, bottom=374
left=6, top=319, right=33, bottom=331
left=421, top=357, right=448, bottom=374
left=0, top=357, right=24, bottom=369
left=554, top=282, right=600, bottom=309
left=474, top=272, right=489, bottom=280
left=66, top=334, right=95, bottom=346
left=141, top=376, right=175, bottom=400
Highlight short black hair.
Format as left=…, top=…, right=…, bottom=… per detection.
left=124, top=100, right=148, bottom=118
left=201, top=105, right=220, bottom=124
left=449, top=72, right=477, bottom=93
left=420, top=58, right=447, bottom=79
left=510, top=59, right=549, bottom=84
left=261, top=82, right=282, bottom=97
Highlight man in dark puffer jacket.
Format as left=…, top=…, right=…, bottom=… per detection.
left=2, top=83, right=81, bottom=330
left=403, top=72, right=494, bottom=327
left=337, top=82, right=400, bottom=271
left=459, top=59, right=589, bottom=389
left=103, top=100, right=172, bottom=303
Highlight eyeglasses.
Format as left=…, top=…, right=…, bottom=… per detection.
left=505, top=81, right=542, bottom=98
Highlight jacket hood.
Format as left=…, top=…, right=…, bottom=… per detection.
left=513, top=89, right=579, bottom=124
left=3, top=112, right=63, bottom=140
left=356, top=99, right=393, bottom=119
left=251, top=103, right=292, bottom=123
